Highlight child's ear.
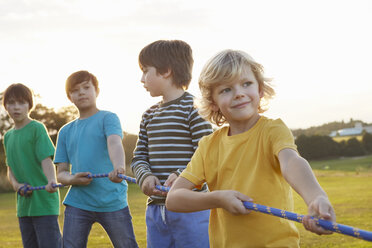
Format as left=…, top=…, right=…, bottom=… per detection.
left=259, top=89, right=264, bottom=98
left=162, top=68, right=172, bottom=78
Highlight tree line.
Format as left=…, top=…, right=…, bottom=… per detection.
left=295, top=133, right=372, bottom=160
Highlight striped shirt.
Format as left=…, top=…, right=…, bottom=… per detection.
left=131, top=92, right=213, bottom=204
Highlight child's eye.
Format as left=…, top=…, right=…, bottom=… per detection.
left=220, top=88, right=231, bottom=94
left=243, top=81, right=252, bottom=87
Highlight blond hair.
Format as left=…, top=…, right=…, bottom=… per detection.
left=197, top=49, right=275, bottom=126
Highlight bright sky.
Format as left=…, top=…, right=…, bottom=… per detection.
left=1, top=0, right=371, bottom=134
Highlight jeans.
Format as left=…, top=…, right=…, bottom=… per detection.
left=146, top=205, right=210, bottom=248
left=18, top=215, right=62, bottom=248
left=63, top=205, right=138, bottom=248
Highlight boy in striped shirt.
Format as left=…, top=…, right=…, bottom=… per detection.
left=131, top=40, right=213, bottom=248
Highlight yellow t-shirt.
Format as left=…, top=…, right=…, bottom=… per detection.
left=181, top=116, right=300, bottom=248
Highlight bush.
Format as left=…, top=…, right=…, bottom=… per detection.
left=296, top=134, right=340, bottom=160
left=342, top=137, right=365, bottom=157
left=362, top=132, right=372, bottom=153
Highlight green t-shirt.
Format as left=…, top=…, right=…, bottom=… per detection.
left=3, top=120, right=60, bottom=217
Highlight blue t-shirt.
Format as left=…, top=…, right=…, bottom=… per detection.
left=54, top=111, right=128, bottom=212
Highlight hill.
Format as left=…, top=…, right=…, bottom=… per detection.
left=291, top=119, right=371, bottom=137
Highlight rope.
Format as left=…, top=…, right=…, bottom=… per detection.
left=27, top=173, right=170, bottom=192
left=243, top=201, right=372, bottom=242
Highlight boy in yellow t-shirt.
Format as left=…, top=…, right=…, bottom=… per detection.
left=166, top=49, right=336, bottom=247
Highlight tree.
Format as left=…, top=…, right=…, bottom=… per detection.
left=0, top=93, right=12, bottom=139
left=342, top=138, right=365, bottom=157
left=123, top=132, right=138, bottom=177
left=296, top=134, right=340, bottom=160
left=362, top=132, right=372, bottom=153
left=30, top=104, right=78, bottom=144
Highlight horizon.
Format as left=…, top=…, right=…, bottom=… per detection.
left=1, top=0, right=371, bottom=134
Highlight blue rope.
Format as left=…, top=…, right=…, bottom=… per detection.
left=243, top=201, right=372, bottom=242
left=27, top=174, right=170, bottom=192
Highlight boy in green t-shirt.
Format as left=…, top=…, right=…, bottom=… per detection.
left=2, top=83, right=62, bottom=248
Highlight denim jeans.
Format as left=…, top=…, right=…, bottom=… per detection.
left=18, top=215, right=62, bottom=248
left=146, top=205, right=210, bottom=248
left=63, top=205, right=138, bottom=248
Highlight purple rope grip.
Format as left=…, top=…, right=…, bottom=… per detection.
left=243, top=201, right=372, bottom=242
left=27, top=183, right=64, bottom=191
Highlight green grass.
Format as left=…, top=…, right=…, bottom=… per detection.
left=293, top=171, right=372, bottom=247
left=309, top=155, right=372, bottom=172
left=1, top=156, right=372, bottom=247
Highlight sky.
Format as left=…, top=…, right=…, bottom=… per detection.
left=1, top=0, right=371, bottom=134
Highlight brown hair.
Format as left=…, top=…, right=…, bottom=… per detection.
left=2, top=83, right=34, bottom=111
left=139, top=40, right=194, bottom=89
left=65, top=70, right=99, bottom=100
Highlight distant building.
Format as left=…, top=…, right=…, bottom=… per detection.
left=329, top=122, right=372, bottom=137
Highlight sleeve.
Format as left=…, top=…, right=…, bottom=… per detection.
left=103, top=112, right=123, bottom=139
left=180, top=136, right=208, bottom=186
left=34, top=123, right=55, bottom=163
left=188, top=106, right=213, bottom=151
left=54, top=126, right=69, bottom=164
left=269, top=119, right=298, bottom=157
left=130, top=111, right=153, bottom=187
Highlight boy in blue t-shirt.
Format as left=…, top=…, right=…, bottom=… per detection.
left=54, top=70, right=138, bottom=248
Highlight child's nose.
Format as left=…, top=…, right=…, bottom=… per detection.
left=234, top=89, right=244, bottom=99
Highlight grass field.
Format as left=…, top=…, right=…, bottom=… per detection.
left=1, top=156, right=372, bottom=247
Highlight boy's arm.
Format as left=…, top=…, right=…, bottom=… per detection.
left=279, top=148, right=336, bottom=234
left=107, top=134, right=125, bottom=183
left=166, top=176, right=251, bottom=214
left=7, top=167, right=32, bottom=196
left=41, top=157, right=58, bottom=193
left=7, top=167, right=21, bottom=192
left=189, top=108, right=213, bottom=151
left=56, top=163, right=92, bottom=186
left=131, top=117, right=156, bottom=190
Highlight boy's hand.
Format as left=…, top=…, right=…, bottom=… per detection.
left=17, top=183, right=32, bottom=197
left=141, top=175, right=167, bottom=197
left=70, top=172, right=93, bottom=185
left=45, top=180, right=58, bottom=193
left=164, top=173, right=178, bottom=187
left=109, top=168, right=125, bottom=183
left=302, top=195, right=336, bottom=235
left=217, top=190, right=252, bottom=215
